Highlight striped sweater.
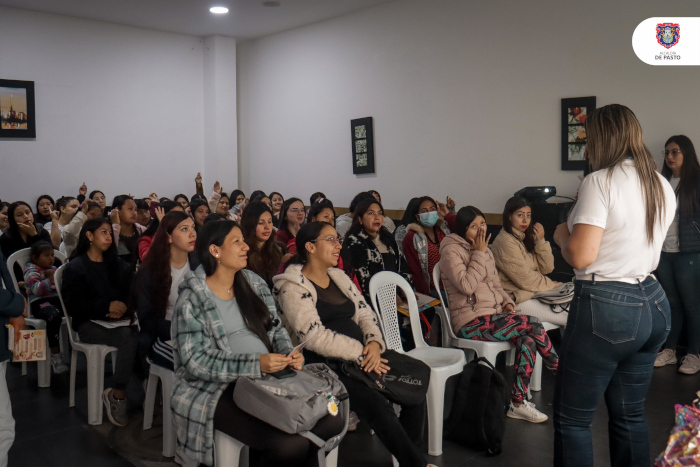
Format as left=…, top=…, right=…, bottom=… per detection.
left=23, top=262, right=58, bottom=304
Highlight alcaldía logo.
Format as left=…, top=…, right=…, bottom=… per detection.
left=656, top=23, right=680, bottom=49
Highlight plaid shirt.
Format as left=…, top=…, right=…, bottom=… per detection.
left=171, top=266, right=293, bottom=465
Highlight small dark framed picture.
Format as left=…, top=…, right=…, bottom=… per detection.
left=0, top=79, right=36, bottom=139
left=561, top=96, right=595, bottom=171
left=351, top=117, right=375, bottom=174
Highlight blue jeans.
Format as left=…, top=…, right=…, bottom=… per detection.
left=553, top=276, right=670, bottom=467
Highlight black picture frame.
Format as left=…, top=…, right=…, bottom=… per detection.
left=561, top=96, right=595, bottom=171
left=0, top=79, right=36, bottom=139
left=351, top=117, right=375, bottom=174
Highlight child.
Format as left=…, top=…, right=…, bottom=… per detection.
left=23, top=241, right=67, bottom=374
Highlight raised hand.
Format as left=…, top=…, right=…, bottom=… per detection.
left=149, top=193, right=159, bottom=202
left=79, top=182, right=87, bottom=196
left=213, top=181, right=222, bottom=194
left=155, top=206, right=165, bottom=222
left=81, top=199, right=90, bottom=214
left=437, top=201, right=449, bottom=218
left=195, top=172, right=202, bottom=185
left=446, top=196, right=456, bottom=210
left=109, top=209, right=120, bottom=225
left=50, top=211, right=60, bottom=222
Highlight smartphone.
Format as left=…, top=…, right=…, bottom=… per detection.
left=287, top=342, right=306, bottom=357
left=271, top=367, right=297, bottom=379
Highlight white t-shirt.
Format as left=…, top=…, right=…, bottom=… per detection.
left=567, top=159, right=676, bottom=282
left=165, top=260, right=190, bottom=321
left=662, top=177, right=681, bottom=253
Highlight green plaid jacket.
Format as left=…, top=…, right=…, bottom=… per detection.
left=171, top=266, right=293, bottom=466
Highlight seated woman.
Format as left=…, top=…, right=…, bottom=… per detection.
left=275, top=197, right=305, bottom=247
left=171, top=220, right=342, bottom=467
left=134, top=198, right=151, bottom=227
left=395, top=197, right=420, bottom=257
left=35, top=195, right=55, bottom=225
left=23, top=241, right=67, bottom=374
left=240, top=201, right=283, bottom=289
left=61, top=218, right=138, bottom=427
left=335, top=192, right=375, bottom=240
left=138, top=200, right=184, bottom=260
left=0, top=201, right=9, bottom=236
left=274, top=222, right=433, bottom=467
left=89, top=190, right=108, bottom=216
left=189, top=199, right=211, bottom=232
left=491, top=197, right=567, bottom=326
left=110, top=195, right=147, bottom=267
left=270, top=192, right=284, bottom=222
left=402, top=196, right=457, bottom=296
left=342, top=198, right=411, bottom=301
left=0, top=202, right=53, bottom=278
left=45, top=196, right=80, bottom=252
left=132, top=211, right=198, bottom=371
left=368, top=190, right=396, bottom=233
left=63, top=202, right=104, bottom=257
left=173, top=194, right=189, bottom=211
left=208, top=181, right=237, bottom=221
left=439, top=206, right=558, bottom=423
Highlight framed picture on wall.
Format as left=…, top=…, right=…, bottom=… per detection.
left=0, top=79, right=36, bottom=139
left=351, top=117, right=375, bottom=174
left=561, top=96, right=595, bottom=171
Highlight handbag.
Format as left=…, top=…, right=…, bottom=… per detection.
left=338, top=349, right=431, bottom=406
left=655, top=392, right=700, bottom=466
left=533, top=282, right=574, bottom=312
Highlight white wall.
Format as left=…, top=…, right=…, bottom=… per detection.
left=237, top=0, right=700, bottom=212
left=0, top=7, right=206, bottom=206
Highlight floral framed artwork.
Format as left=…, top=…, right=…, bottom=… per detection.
left=561, top=96, right=595, bottom=171
left=0, top=79, right=36, bottom=139
left=351, top=117, right=375, bottom=174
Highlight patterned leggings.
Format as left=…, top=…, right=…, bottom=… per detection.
left=459, top=313, right=559, bottom=402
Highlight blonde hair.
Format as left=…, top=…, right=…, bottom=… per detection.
left=585, top=104, right=666, bottom=243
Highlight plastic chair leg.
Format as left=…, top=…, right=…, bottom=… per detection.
left=426, top=376, right=446, bottom=456
left=59, top=319, right=70, bottom=364
left=326, top=447, right=339, bottom=467
left=161, top=372, right=176, bottom=457
left=143, top=373, right=159, bottom=430
left=87, top=352, right=107, bottom=425
left=214, top=430, right=248, bottom=467
left=21, top=362, right=27, bottom=376
left=69, top=350, right=78, bottom=408
left=530, top=353, right=543, bottom=392
left=506, top=348, right=516, bottom=367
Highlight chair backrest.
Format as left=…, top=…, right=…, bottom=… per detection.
left=432, top=262, right=458, bottom=340
left=6, top=247, right=68, bottom=293
left=54, top=265, right=80, bottom=347
left=369, top=271, right=426, bottom=352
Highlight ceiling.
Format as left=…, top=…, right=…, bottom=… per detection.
left=0, top=0, right=397, bottom=40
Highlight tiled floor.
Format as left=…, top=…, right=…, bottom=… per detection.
left=6, top=349, right=699, bottom=467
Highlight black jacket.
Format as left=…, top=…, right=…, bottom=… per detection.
left=0, top=250, right=25, bottom=362
left=61, top=254, right=133, bottom=329
left=132, top=252, right=199, bottom=355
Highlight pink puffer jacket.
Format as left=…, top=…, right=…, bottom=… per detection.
left=438, top=234, right=514, bottom=333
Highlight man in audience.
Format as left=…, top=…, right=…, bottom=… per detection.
left=0, top=249, right=27, bottom=467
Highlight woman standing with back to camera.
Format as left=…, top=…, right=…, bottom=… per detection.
left=552, top=104, right=676, bottom=467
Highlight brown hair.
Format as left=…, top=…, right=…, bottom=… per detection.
left=585, top=104, right=666, bottom=243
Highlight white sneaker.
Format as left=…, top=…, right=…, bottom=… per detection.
left=50, top=353, right=69, bottom=374
left=507, top=401, right=548, bottom=423
left=679, top=354, right=700, bottom=375
left=654, top=349, right=677, bottom=368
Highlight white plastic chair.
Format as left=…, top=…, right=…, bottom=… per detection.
left=143, top=358, right=176, bottom=457
left=7, top=247, right=68, bottom=388
left=213, top=397, right=348, bottom=467
left=55, top=265, right=118, bottom=425
left=369, top=271, right=466, bottom=457
left=432, top=263, right=515, bottom=367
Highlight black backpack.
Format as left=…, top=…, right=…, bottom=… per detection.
left=444, top=357, right=508, bottom=455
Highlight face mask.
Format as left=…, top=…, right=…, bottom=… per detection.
left=419, top=211, right=439, bottom=227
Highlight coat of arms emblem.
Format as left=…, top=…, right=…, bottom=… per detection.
left=656, top=23, right=680, bottom=49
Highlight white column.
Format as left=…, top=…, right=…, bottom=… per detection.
left=203, top=35, right=238, bottom=192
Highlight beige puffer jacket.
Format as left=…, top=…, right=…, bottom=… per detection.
left=438, top=234, right=514, bottom=334
left=490, top=229, right=556, bottom=304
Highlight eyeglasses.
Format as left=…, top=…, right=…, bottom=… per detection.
left=311, top=236, right=341, bottom=244
left=663, top=149, right=682, bottom=157
left=288, top=208, right=303, bottom=214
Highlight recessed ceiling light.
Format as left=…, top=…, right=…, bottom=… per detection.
left=262, top=1, right=280, bottom=7
left=210, top=6, right=229, bottom=14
